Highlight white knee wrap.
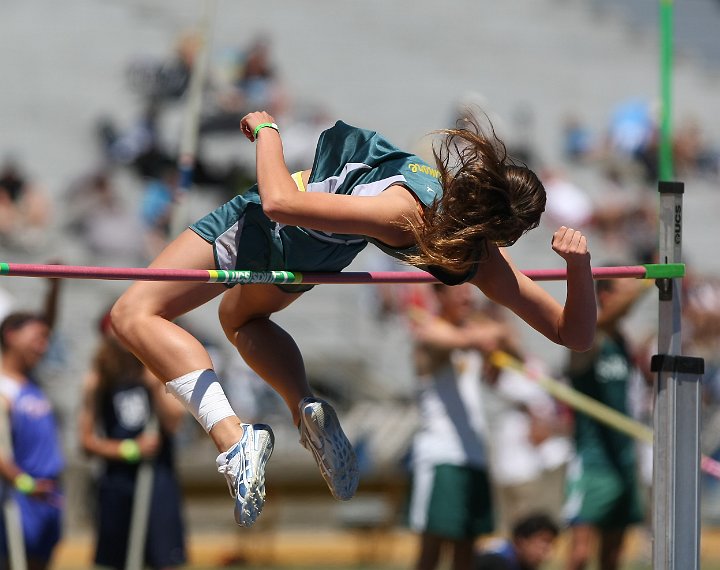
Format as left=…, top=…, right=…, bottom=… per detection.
left=166, top=369, right=236, bottom=433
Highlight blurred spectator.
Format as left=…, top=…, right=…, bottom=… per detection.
left=97, top=102, right=173, bottom=181
left=234, top=37, right=287, bottom=116
left=562, top=114, right=595, bottom=163
left=78, top=310, right=187, bottom=570
left=673, top=117, right=720, bottom=179
left=475, top=512, right=560, bottom=570
left=0, top=280, right=65, bottom=570
left=563, top=277, right=650, bottom=570
left=685, top=273, right=720, bottom=362
left=506, top=103, right=537, bottom=168
left=408, top=284, right=500, bottom=570
left=201, top=36, right=288, bottom=135
left=540, top=168, right=657, bottom=264
left=540, top=169, right=595, bottom=230
left=0, top=157, right=51, bottom=250
left=682, top=271, right=720, bottom=522
left=140, top=162, right=180, bottom=258
left=604, top=98, right=658, bottom=183
left=125, top=32, right=199, bottom=105
left=64, top=169, right=145, bottom=263
left=100, top=32, right=197, bottom=179
left=482, top=348, right=572, bottom=533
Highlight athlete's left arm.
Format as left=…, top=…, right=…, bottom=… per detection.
left=471, top=226, right=596, bottom=352
left=241, top=111, right=419, bottom=247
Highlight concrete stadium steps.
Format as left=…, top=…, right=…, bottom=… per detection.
left=590, top=0, right=720, bottom=71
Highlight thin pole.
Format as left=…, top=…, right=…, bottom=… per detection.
left=659, top=0, right=674, bottom=181
left=124, top=416, right=158, bottom=570
left=171, top=0, right=219, bottom=237
left=0, top=263, right=684, bottom=284
left=0, top=399, right=27, bottom=570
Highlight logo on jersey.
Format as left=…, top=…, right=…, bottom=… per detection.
left=408, top=163, right=440, bottom=178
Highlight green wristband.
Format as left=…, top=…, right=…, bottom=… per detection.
left=253, top=122, right=279, bottom=139
left=14, top=473, right=36, bottom=494
left=119, top=439, right=142, bottom=463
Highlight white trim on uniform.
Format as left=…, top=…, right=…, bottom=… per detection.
left=215, top=217, right=245, bottom=271
left=306, top=162, right=371, bottom=194
left=304, top=166, right=406, bottom=245
left=351, top=175, right=407, bottom=197
left=303, top=229, right=365, bottom=246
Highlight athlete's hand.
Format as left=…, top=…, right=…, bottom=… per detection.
left=552, top=226, right=590, bottom=266
left=240, top=111, right=276, bottom=142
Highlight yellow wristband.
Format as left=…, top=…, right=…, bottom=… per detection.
left=14, top=473, right=36, bottom=494
left=253, top=122, right=279, bottom=139
left=119, top=439, right=141, bottom=463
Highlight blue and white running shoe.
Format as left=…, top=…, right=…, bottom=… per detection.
left=217, top=423, right=274, bottom=527
left=298, top=397, right=359, bottom=501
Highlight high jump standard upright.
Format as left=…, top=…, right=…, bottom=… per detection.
left=652, top=181, right=704, bottom=569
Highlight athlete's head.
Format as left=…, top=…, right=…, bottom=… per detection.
left=408, top=116, right=546, bottom=273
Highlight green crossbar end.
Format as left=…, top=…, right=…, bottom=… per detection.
left=0, top=263, right=8, bottom=275
left=643, top=263, right=685, bottom=279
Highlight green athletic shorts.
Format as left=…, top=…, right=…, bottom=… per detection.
left=189, top=187, right=368, bottom=293
left=409, top=463, right=494, bottom=540
left=564, top=459, right=644, bottom=529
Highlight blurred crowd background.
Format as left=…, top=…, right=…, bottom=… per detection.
left=1, top=0, right=720, bottom=568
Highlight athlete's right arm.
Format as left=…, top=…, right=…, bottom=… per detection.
left=240, top=111, right=420, bottom=247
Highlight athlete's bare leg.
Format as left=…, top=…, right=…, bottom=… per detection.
left=218, top=283, right=310, bottom=426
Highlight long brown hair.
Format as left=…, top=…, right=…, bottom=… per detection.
left=406, top=117, right=546, bottom=273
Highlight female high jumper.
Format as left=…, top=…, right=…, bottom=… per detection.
left=111, top=111, right=596, bottom=527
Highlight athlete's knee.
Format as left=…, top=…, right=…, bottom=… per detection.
left=218, top=294, right=266, bottom=342
left=110, top=292, right=153, bottom=347
left=109, top=295, right=134, bottom=344
left=220, top=310, right=270, bottom=347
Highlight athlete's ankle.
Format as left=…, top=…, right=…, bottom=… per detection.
left=210, top=417, right=246, bottom=453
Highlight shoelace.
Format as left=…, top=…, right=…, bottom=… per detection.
left=218, top=458, right=239, bottom=498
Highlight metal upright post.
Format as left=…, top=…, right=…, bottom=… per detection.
left=652, top=181, right=703, bottom=569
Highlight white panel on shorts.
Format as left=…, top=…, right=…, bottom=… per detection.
left=215, top=216, right=245, bottom=271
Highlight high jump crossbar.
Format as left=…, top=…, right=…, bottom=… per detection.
left=0, top=262, right=684, bottom=284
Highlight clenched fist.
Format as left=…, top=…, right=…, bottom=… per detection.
left=552, top=226, right=590, bottom=266
left=240, top=111, right=277, bottom=142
